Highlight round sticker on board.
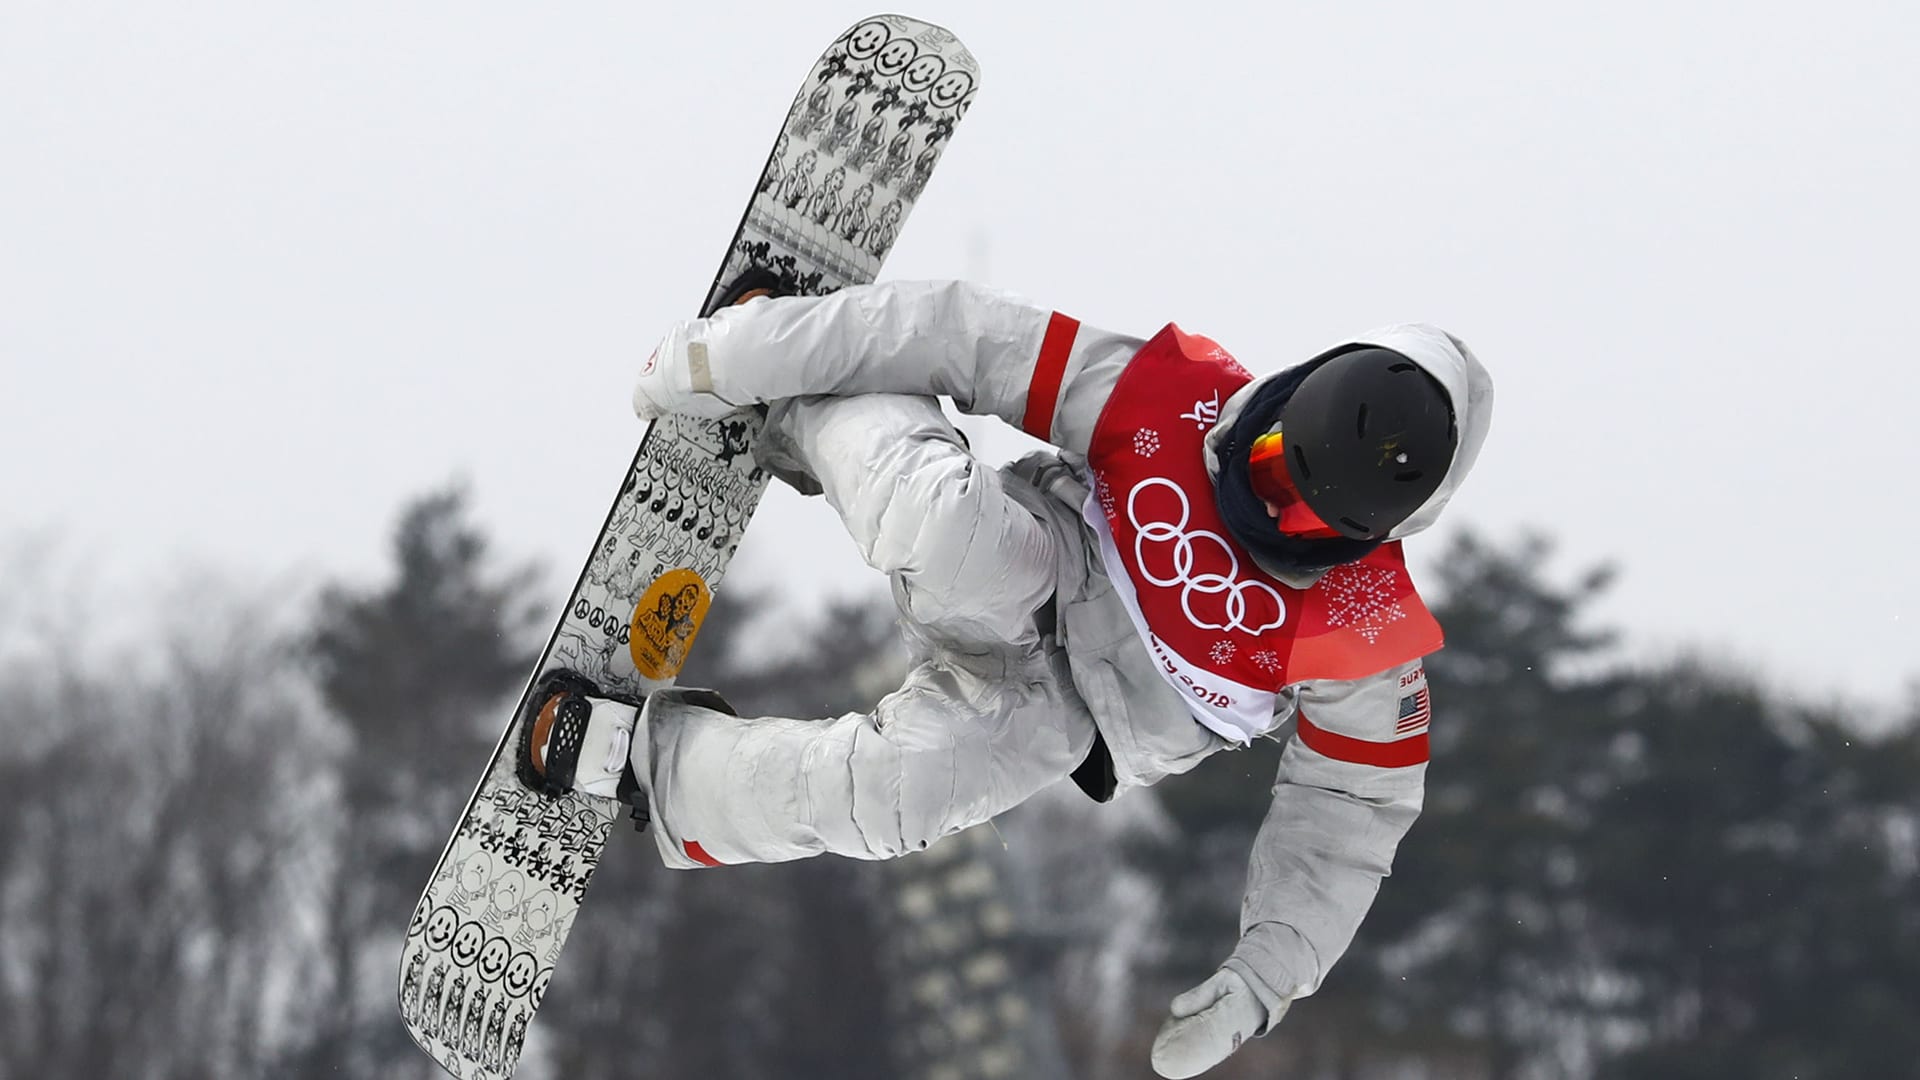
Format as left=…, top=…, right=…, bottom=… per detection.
left=628, top=568, right=711, bottom=679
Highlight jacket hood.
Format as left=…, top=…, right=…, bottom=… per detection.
left=1205, top=323, right=1494, bottom=544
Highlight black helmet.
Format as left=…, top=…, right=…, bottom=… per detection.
left=1276, top=346, right=1457, bottom=541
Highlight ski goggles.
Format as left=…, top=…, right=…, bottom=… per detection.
left=1248, top=431, right=1342, bottom=539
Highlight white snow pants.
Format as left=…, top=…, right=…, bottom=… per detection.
left=637, top=394, right=1099, bottom=870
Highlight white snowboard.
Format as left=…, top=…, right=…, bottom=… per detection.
left=397, top=15, right=979, bottom=1078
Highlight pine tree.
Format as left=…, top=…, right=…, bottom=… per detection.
left=289, top=485, right=545, bottom=1078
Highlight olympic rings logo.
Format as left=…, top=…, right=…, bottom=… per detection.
left=1126, top=478, right=1286, bottom=635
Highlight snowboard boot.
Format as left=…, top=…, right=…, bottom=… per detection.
left=515, top=669, right=651, bottom=829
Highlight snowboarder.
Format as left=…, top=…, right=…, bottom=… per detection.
left=527, top=280, right=1493, bottom=1078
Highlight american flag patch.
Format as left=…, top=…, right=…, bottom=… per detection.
left=1396, top=687, right=1431, bottom=735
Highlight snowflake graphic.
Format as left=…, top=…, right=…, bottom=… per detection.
left=1133, top=428, right=1161, bottom=457
left=1209, top=640, right=1236, bottom=664
left=1318, top=563, right=1408, bottom=644
left=1251, top=649, right=1281, bottom=674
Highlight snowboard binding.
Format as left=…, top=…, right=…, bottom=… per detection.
left=710, top=265, right=796, bottom=310
left=514, top=668, right=650, bottom=829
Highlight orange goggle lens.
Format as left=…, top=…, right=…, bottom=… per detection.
left=1248, top=432, right=1341, bottom=539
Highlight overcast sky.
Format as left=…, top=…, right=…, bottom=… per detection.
left=3, top=2, right=1915, bottom=715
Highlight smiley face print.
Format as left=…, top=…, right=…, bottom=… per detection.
left=423, top=906, right=459, bottom=952
left=929, top=70, right=974, bottom=112
left=503, top=950, right=539, bottom=998
left=451, top=921, right=486, bottom=968
left=844, top=20, right=891, bottom=59
left=902, top=53, right=945, bottom=93
left=477, top=937, right=512, bottom=984
left=875, top=36, right=918, bottom=75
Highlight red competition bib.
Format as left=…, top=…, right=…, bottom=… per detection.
left=1083, top=325, right=1443, bottom=743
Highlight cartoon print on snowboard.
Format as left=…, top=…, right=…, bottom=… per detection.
left=399, top=15, right=980, bottom=1080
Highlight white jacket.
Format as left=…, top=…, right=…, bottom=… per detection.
left=636, top=280, right=1495, bottom=1021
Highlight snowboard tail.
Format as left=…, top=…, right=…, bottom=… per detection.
left=398, top=15, right=978, bottom=1079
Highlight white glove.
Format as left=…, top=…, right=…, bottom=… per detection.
left=633, top=316, right=753, bottom=421
left=1150, top=968, right=1282, bottom=1079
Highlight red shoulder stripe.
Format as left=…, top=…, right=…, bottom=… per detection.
left=1021, top=311, right=1080, bottom=440
left=1296, top=712, right=1429, bottom=769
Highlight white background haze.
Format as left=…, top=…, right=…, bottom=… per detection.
left=2, top=2, right=1915, bottom=713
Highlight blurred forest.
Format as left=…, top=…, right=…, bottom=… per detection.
left=2, top=487, right=1915, bottom=1080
